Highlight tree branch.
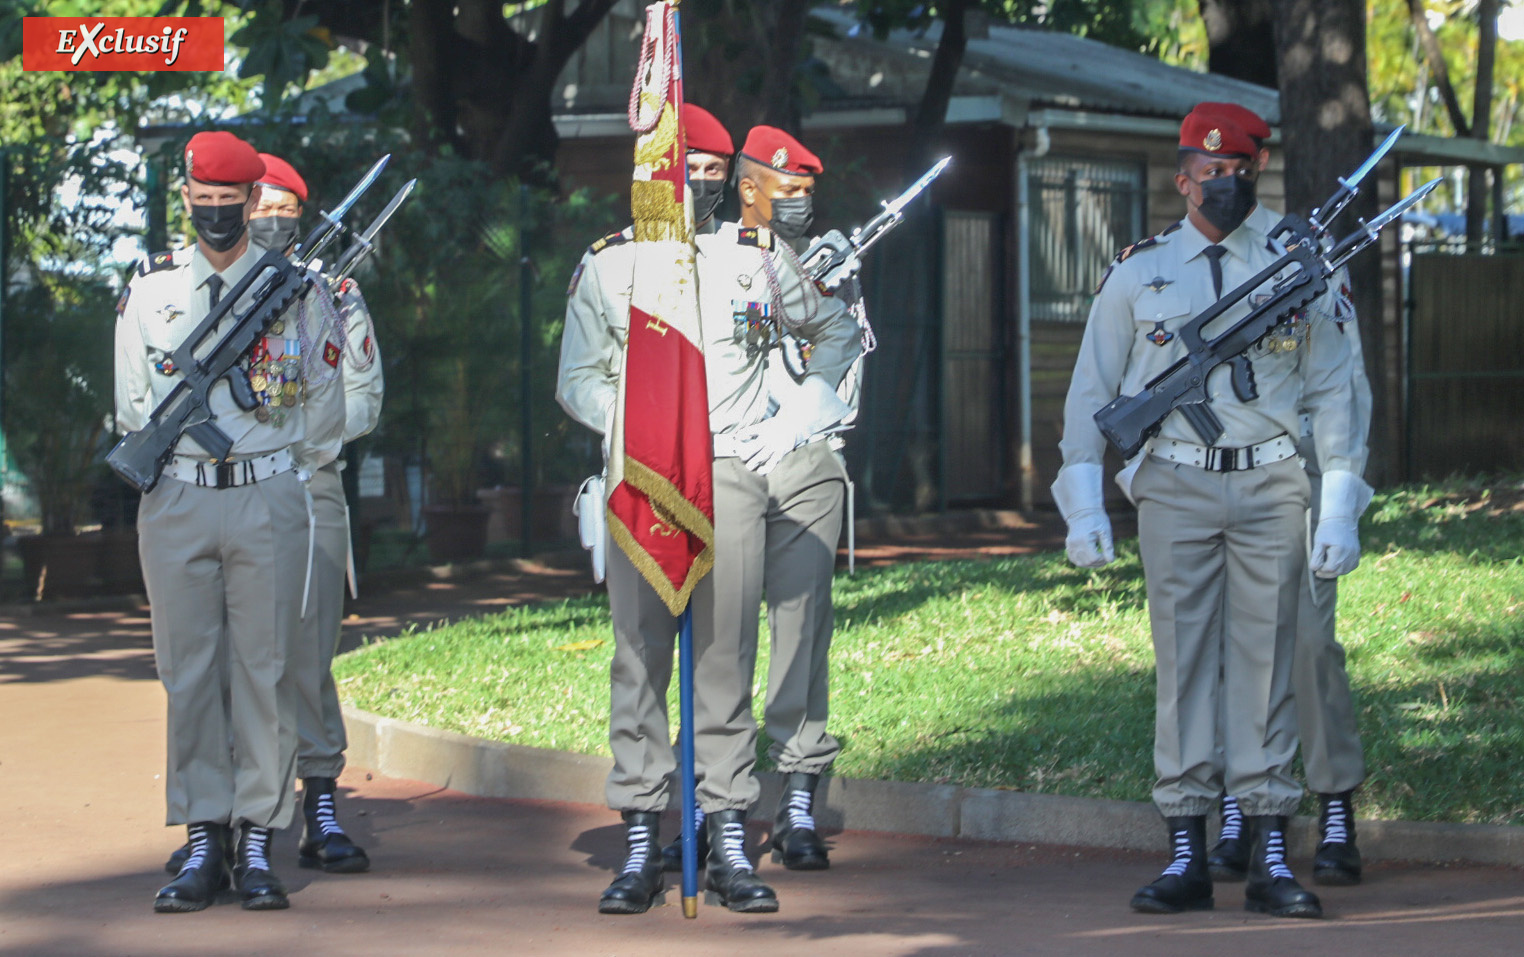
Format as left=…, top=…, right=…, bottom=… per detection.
left=1407, top=0, right=1470, bottom=136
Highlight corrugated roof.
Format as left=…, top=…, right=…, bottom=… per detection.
left=810, top=6, right=1279, bottom=123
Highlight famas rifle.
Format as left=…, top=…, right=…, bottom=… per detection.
left=800, top=156, right=951, bottom=290
left=1092, top=135, right=1436, bottom=460
left=107, top=155, right=403, bottom=493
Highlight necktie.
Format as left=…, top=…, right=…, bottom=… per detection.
left=207, top=274, right=224, bottom=310
left=1203, top=245, right=1227, bottom=299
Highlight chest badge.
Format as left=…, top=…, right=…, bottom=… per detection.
left=158, top=305, right=183, bottom=323
left=737, top=272, right=753, bottom=291
left=1147, top=322, right=1174, bottom=347
left=1144, top=276, right=1173, bottom=293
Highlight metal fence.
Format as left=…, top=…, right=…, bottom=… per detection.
left=1027, top=156, right=1145, bottom=323
left=1404, top=244, right=1524, bottom=477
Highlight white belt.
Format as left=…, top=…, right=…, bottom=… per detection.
left=163, top=448, right=296, bottom=489
left=1144, top=433, right=1298, bottom=473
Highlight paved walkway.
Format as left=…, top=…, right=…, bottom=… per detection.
left=3, top=522, right=1523, bottom=955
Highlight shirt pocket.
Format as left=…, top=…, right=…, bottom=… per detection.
left=1133, top=287, right=1193, bottom=348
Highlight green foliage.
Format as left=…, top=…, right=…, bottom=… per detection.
left=853, top=0, right=1153, bottom=51
left=230, top=0, right=334, bottom=107
left=336, top=475, right=1524, bottom=826
left=1, top=275, right=116, bottom=534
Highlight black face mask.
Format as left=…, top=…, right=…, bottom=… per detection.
left=768, top=195, right=814, bottom=241
left=249, top=215, right=301, bottom=253
left=1194, top=174, right=1257, bottom=235
left=191, top=202, right=248, bottom=252
left=690, top=179, right=726, bottom=225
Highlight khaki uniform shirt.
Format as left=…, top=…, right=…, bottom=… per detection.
left=114, top=242, right=344, bottom=461
left=694, top=222, right=861, bottom=438
left=1060, top=216, right=1365, bottom=477
left=556, top=226, right=637, bottom=439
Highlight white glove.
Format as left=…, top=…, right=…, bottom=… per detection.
left=573, top=474, right=607, bottom=583
left=1310, top=469, right=1373, bottom=579
left=735, top=415, right=807, bottom=475
left=739, top=376, right=852, bottom=475
left=1051, top=463, right=1114, bottom=568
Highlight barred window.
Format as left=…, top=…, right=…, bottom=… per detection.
left=1028, top=157, right=1146, bottom=323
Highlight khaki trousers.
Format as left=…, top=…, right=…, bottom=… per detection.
left=1134, top=455, right=1307, bottom=818
left=138, top=470, right=307, bottom=829
left=294, top=462, right=350, bottom=779
left=1293, top=438, right=1366, bottom=794
left=604, top=536, right=682, bottom=812
left=762, top=442, right=846, bottom=773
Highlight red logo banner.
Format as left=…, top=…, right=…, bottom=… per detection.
left=22, top=17, right=224, bottom=71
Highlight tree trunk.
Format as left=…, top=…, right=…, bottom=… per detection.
left=757, top=0, right=814, bottom=130
left=1272, top=0, right=1390, bottom=480
left=1467, top=0, right=1500, bottom=243
left=1200, top=0, right=1278, bottom=87
left=906, top=0, right=969, bottom=174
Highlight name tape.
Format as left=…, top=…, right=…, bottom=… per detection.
left=22, top=17, right=224, bottom=72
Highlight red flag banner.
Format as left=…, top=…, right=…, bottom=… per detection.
left=606, top=0, right=714, bottom=615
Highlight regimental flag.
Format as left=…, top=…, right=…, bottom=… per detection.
left=606, top=0, right=714, bottom=615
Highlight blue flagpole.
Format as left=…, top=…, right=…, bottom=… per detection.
left=678, top=605, right=699, bottom=917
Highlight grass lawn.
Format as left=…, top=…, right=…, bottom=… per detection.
left=333, top=477, right=1524, bottom=826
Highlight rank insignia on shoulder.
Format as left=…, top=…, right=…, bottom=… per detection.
left=1147, top=322, right=1174, bottom=347
left=1115, top=236, right=1159, bottom=264
left=115, top=287, right=131, bottom=315
left=1144, top=276, right=1173, bottom=293
left=736, top=227, right=773, bottom=250
left=588, top=230, right=632, bottom=256
left=566, top=261, right=586, bottom=297
left=138, top=251, right=176, bottom=276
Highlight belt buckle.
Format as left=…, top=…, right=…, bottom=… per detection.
left=1217, top=447, right=1237, bottom=472
left=215, top=463, right=235, bottom=489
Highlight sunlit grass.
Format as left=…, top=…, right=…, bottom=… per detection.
left=333, top=476, right=1524, bottom=825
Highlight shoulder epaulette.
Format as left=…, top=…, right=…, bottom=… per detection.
left=736, top=226, right=773, bottom=250
left=137, top=250, right=177, bottom=276
left=1160, top=220, right=1183, bottom=236
left=588, top=230, right=633, bottom=256
left=1097, top=227, right=1175, bottom=294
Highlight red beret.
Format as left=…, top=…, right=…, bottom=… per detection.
left=683, top=104, right=734, bottom=158
left=1192, top=102, right=1271, bottom=142
left=1179, top=107, right=1257, bottom=158
left=256, top=153, right=308, bottom=202
left=185, top=131, right=265, bottom=185
left=740, top=125, right=822, bottom=176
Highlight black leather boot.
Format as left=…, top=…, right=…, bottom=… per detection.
left=771, top=772, right=829, bottom=871
left=299, top=777, right=371, bottom=874
left=1207, top=794, right=1249, bottom=882
left=154, top=822, right=232, bottom=913
left=164, top=825, right=234, bottom=875
left=233, top=822, right=290, bottom=910
left=660, top=807, right=708, bottom=873
left=1313, top=790, right=1362, bottom=885
left=703, top=809, right=779, bottom=913
left=1244, top=815, right=1322, bottom=918
left=1130, top=816, right=1213, bottom=914
left=599, top=811, right=666, bottom=914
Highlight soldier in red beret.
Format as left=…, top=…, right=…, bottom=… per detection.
left=1178, top=106, right=1375, bottom=893
left=247, top=152, right=308, bottom=254
left=114, top=130, right=347, bottom=914
left=555, top=103, right=753, bottom=915
left=735, top=124, right=824, bottom=243
left=1055, top=104, right=1369, bottom=920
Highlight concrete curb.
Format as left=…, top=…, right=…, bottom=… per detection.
left=343, top=706, right=1524, bottom=867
